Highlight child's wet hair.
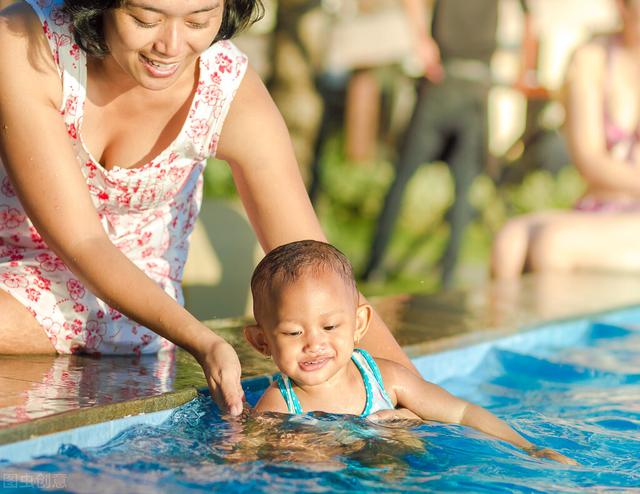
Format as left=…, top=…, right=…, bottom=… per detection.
left=251, top=240, right=357, bottom=321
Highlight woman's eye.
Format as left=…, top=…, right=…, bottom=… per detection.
left=187, top=20, right=210, bottom=29
left=132, top=16, right=158, bottom=28
left=284, top=331, right=301, bottom=336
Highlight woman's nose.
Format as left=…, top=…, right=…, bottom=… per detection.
left=154, top=21, right=182, bottom=58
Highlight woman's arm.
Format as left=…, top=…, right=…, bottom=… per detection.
left=0, top=5, right=244, bottom=415
left=216, top=67, right=416, bottom=373
left=564, top=41, right=640, bottom=196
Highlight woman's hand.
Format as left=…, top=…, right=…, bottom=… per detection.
left=194, top=333, right=245, bottom=416
left=414, top=34, right=444, bottom=83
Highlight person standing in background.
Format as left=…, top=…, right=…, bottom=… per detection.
left=361, top=0, right=534, bottom=288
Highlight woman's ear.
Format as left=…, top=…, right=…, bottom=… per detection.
left=354, top=303, right=373, bottom=345
left=243, top=324, right=271, bottom=356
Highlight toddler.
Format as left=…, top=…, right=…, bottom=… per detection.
left=244, top=240, right=575, bottom=464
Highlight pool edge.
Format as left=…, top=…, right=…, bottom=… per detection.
left=3, top=301, right=639, bottom=449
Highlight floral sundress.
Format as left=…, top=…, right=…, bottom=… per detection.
left=0, top=0, right=248, bottom=354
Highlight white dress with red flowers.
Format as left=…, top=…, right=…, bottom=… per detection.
left=0, top=0, right=248, bottom=354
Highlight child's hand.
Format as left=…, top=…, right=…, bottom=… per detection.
left=368, top=408, right=423, bottom=424
left=528, top=446, right=578, bottom=466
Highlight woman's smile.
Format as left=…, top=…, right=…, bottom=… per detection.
left=138, top=53, right=180, bottom=77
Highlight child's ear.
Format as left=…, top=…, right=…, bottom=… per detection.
left=243, top=324, right=271, bottom=356
left=354, top=303, right=373, bottom=344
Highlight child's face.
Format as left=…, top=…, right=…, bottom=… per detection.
left=255, top=269, right=370, bottom=388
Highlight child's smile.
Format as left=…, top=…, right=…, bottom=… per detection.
left=298, top=355, right=333, bottom=372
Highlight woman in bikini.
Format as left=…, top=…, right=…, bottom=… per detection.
left=0, top=0, right=413, bottom=416
left=491, top=0, right=640, bottom=279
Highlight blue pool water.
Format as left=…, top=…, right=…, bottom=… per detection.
left=1, top=316, right=640, bottom=493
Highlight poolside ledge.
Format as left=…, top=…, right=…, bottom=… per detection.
left=1, top=272, right=640, bottom=446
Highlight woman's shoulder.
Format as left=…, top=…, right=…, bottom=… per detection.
left=1, top=0, right=69, bottom=38
left=0, top=1, right=43, bottom=39
left=369, top=356, right=405, bottom=386
left=0, top=2, right=60, bottom=92
left=201, top=40, right=249, bottom=83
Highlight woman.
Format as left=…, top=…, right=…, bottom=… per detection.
left=0, top=0, right=412, bottom=416
left=491, top=0, right=640, bottom=279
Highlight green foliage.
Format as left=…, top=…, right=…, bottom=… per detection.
left=502, top=167, right=585, bottom=216
left=202, top=138, right=586, bottom=294
left=203, top=158, right=237, bottom=199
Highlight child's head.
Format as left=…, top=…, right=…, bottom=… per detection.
left=245, top=240, right=372, bottom=386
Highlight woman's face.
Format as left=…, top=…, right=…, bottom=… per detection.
left=103, top=0, right=224, bottom=90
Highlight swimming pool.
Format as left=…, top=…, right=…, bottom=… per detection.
left=1, top=307, right=639, bottom=492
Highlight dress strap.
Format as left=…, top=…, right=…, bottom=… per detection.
left=187, top=40, right=249, bottom=159
left=24, top=0, right=86, bottom=133
left=275, top=373, right=303, bottom=414
left=25, top=0, right=83, bottom=78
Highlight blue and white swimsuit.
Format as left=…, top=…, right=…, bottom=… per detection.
left=275, top=348, right=395, bottom=416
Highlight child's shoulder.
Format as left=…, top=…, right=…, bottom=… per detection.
left=367, top=355, right=414, bottom=390
left=254, top=381, right=290, bottom=414
left=371, top=355, right=408, bottom=375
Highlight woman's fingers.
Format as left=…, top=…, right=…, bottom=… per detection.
left=219, top=370, right=245, bottom=416
left=207, top=369, right=244, bottom=416
left=200, top=336, right=245, bottom=416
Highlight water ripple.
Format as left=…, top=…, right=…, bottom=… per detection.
left=2, top=320, right=640, bottom=492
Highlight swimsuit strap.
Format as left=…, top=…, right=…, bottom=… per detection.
left=275, top=373, right=303, bottom=414
left=350, top=350, right=375, bottom=416
left=352, top=348, right=395, bottom=416
left=274, top=349, right=394, bottom=416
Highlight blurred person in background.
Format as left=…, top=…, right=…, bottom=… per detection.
left=267, top=0, right=325, bottom=181
left=491, top=0, right=640, bottom=279
left=361, top=0, right=535, bottom=288
left=306, top=0, right=415, bottom=202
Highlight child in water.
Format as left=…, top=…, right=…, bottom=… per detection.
left=244, top=240, right=576, bottom=465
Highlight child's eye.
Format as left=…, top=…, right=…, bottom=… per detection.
left=283, top=331, right=302, bottom=336
left=323, top=325, right=337, bottom=331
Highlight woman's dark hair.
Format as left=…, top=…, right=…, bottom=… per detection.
left=62, top=0, right=264, bottom=58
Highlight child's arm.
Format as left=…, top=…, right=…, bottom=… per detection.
left=378, top=359, right=577, bottom=465
left=253, top=383, right=290, bottom=414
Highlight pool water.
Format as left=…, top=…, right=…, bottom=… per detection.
left=2, top=319, right=640, bottom=493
